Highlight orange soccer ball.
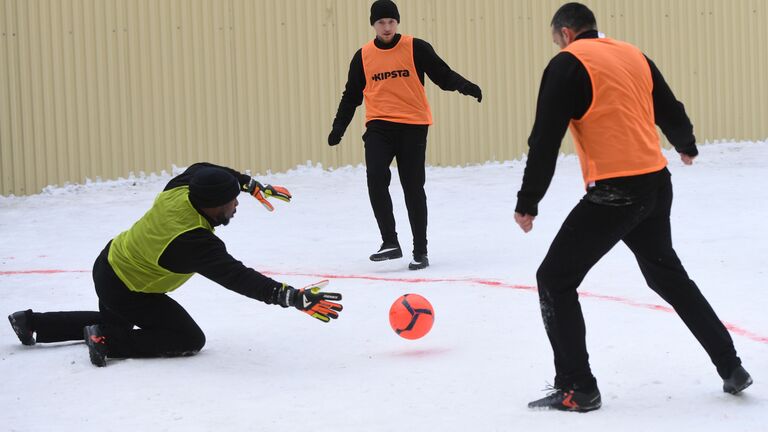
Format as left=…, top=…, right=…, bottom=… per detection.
left=389, top=294, right=434, bottom=339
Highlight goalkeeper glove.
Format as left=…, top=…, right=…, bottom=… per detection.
left=244, top=178, right=292, bottom=211
left=271, top=280, right=343, bottom=323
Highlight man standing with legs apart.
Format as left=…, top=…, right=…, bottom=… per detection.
left=516, top=3, right=752, bottom=412
left=328, top=0, right=482, bottom=270
left=8, top=163, right=343, bottom=366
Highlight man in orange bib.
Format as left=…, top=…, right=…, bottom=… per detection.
left=328, top=0, right=482, bottom=270
left=515, top=2, right=751, bottom=412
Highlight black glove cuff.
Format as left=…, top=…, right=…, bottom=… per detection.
left=515, top=198, right=539, bottom=217
left=245, top=178, right=261, bottom=194
left=675, top=141, right=698, bottom=157
left=267, top=283, right=295, bottom=308
left=328, top=130, right=343, bottom=146
left=459, top=82, right=482, bottom=102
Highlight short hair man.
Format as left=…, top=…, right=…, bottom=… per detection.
left=515, top=2, right=751, bottom=412
left=327, top=0, right=482, bottom=270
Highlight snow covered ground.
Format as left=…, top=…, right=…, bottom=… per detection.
left=1, top=140, right=766, bottom=431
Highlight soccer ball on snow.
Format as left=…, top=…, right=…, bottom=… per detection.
left=389, top=294, right=434, bottom=340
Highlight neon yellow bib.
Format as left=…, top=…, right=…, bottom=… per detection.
left=108, top=186, right=213, bottom=293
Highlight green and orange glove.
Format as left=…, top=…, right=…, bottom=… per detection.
left=244, top=178, right=292, bottom=211
left=270, top=280, right=343, bottom=323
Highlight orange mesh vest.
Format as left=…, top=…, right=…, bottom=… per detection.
left=563, top=38, right=667, bottom=185
left=362, top=35, right=433, bottom=125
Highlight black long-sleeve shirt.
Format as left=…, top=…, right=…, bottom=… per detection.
left=330, top=34, right=475, bottom=136
left=516, top=30, right=698, bottom=216
left=155, top=163, right=282, bottom=303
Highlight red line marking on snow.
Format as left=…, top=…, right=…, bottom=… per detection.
left=265, top=271, right=768, bottom=345
left=3, top=268, right=767, bottom=345
left=0, top=269, right=90, bottom=275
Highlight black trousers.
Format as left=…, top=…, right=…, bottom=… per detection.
left=536, top=170, right=740, bottom=390
left=364, top=122, right=429, bottom=255
left=31, top=242, right=205, bottom=358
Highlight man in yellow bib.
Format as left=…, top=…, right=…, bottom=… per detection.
left=328, top=0, right=482, bottom=270
left=516, top=3, right=751, bottom=411
left=8, top=163, right=343, bottom=367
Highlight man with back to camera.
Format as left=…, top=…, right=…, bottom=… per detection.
left=8, top=163, right=343, bottom=366
left=515, top=2, right=752, bottom=412
left=327, top=0, right=482, bottom=270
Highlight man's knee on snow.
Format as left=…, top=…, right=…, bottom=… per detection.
left=185, top=327, right=206, bottom=353
left=165, top=328, right=206, bottom=357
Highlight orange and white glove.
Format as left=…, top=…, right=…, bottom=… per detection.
left=244, top=178, right=292, bottom=211
left=270, top=280, right=343, bottom=323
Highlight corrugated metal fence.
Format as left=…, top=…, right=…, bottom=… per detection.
left=1, top=0, right=766, bottom=195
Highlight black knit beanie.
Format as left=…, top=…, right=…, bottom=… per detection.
left=370, top=0, right=400, bottom=25
left=189, top=167, right=240, bottom=208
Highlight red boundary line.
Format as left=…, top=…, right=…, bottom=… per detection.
left=0, top=269, right=90, bottom=275
left=3, top=268, right=767, bottom=345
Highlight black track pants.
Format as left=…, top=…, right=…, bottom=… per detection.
left=31, top=242, right=205, bottom=358
left=364, top=123, right=429, bottom=255
left=536, top=171, right=740, bottom=389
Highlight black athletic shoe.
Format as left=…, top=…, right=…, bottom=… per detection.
left=83, top=325, right=108, bottom=367
left=528, top=386, right=602, bottom=412
left=408, top=254, right=429, bottom=271
left=369, top=243, right=403, bottom=262
left=8, top=310, right=35, bottom=346
left=723, top=366, right=753, bottom=394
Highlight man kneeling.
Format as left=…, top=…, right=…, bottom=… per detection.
left=7, top=163, right=342, bottom=366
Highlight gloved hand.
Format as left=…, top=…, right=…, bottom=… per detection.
left=459, top=82, right=482, bottom=103
left=244, top=178, right=291, bottom=211
left=271, top=280, right=343, bottom=323
left=328, top=129, right=342, bottom=146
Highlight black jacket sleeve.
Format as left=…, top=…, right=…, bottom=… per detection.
left=645, top=56, right=698, bottom=156
left=515, top=52, right=590, bottom=216
left=330, top=49, right=366, bottom=137
left=158, top=228, right=282, bottom=303
left=412, top=38, right=474, bottom=92
left=164, top=162, right=252, bottom=191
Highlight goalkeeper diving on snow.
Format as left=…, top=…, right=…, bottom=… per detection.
left=7, top=162, right=343, bottom=367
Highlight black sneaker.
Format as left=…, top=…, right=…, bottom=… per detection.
left=83, top=325, right=108, bottom=367
left=528, top=386, right=602, bottom=412
left=8, top=310, right=35, bottom=346
left=723, top=366, right=753, bottom=394
left=369, top=243, right=403, bottom=262
left=408, top=253, right=429, bottom=270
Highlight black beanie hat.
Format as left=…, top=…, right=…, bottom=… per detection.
left=370, top=0, right=400, bottom=25
left=189, top=167, right=240, bottom=208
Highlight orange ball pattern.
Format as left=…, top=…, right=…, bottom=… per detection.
left=389, top=294, right=434, bottom=339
